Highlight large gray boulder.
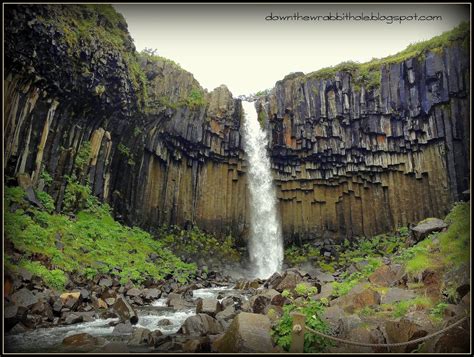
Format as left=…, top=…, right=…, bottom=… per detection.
left=180, top=314, right=223, bottom=336
left=196, top=298, right=222, bottom=317
left=212, top=312, right=273, bottom=353
left=411, top=218, right=447, bottom=241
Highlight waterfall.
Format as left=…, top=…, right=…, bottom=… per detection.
left=241, top=101, right=283, bottom=279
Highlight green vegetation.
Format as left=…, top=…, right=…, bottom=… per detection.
left=272, top=289, right=333, bottom=352
left=74, top=141, right=92, bottom=175
left=39, top=166, right=53, bottom=188
left=429, top=302, right=449, bottom=322
left=117, top=143, right=136, bottom=166
left=4, top=186, right=196, bottom=291
left=332, top=257, right=382, bottom=297
left=159, top=225, right=240, bottom=264
left=394, top=201, right=469, bottom=278
left=255, top=89, right=271, bottom=97
left=305, top=21, right=469, bottom=90
left=388, top=296, right=432, bottom=318
left=39, top=5, right=148, bottom=110
left=184, top=88, right=207, bottom=109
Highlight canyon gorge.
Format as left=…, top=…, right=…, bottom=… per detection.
left=5, top=5, right=470, bottom=247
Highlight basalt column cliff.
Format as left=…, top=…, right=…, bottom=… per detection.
left=4, top=5, right=249, bottom=243
left=4, top=5, right=470, bottom=244
left=256, top=34, right=470, bottom=243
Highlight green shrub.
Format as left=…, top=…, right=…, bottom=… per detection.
left=272, top=292, right=332, bottom=352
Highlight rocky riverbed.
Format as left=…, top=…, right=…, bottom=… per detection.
left=5, top=256, right=470, bottom=353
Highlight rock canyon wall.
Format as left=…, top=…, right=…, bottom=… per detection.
left=4, top=5, right=470, bottom=245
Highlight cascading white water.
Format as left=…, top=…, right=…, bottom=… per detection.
left=242, top=101, right=283, bottom=279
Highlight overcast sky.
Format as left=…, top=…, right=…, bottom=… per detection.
left=114, top=4, right=469, bottom=97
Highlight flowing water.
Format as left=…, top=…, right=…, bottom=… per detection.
left=5, top=287, right=239, bottom=353
left=241, top=101, right=284, bottom=279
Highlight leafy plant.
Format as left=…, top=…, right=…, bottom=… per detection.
left=272, top=292, right=332, bottom=352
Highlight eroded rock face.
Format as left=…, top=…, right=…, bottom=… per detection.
left=4, top=4, right=470, bottom=245
left=256, top=39, right=469, bottom=243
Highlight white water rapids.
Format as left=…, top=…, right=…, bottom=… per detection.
left=241, top=101, right=283, bottom=279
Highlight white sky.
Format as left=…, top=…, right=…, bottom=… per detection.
left=114, top=4, right=469, bottom=97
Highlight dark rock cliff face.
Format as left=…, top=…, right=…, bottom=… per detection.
left=4, top=5, right=249, bottom=243
left=257, top=41, right=470, bottom=243
left=4, top=5, right=470, bottom=245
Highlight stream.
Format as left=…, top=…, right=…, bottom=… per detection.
left=5, top=286, right=241, bottom=353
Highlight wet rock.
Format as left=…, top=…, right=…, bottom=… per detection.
left=264, top=272, right=283, bottom=289
left=183, top=336, right=211, bottom=353
left=212, top=312, right=273, bottom=353
left=127, top=327, right=161, bottom=346
left=196, top=298, right=222, bottom=317
left=102, top=342, right=130, bottom=353
left=113, top=295, right=138, bottom=324
left=167, top=293, right=194, bottom=310
left=11, top=288, right=39, bottom=308
left=411, top=218, right=447, bottom=241
left=112, top=321, right=134, bottom=335
left=62, top=312, right=84, bottom=325
left=180, top=313, right=223, bottom=336
left=157, top=318, right=172, bottom=326
left=62, top=333, right=105, bottom=352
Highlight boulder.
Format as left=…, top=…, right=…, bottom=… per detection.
left=143, top=288, right=161, bottom=301
left=157, top=318, right=172, bottom=326
left=341, top=325, right=388, bottom=353
left=368, top=264, right=405, bottom=287
left=62, top=333, right=104, bottom=352
left=11, top=288, right=39, bottom=308
left=180, top=313, right=223, bottom=336
left=127, top=327, right=161, bottom=346
left=264, top=272, right=283, bottom=289
left=102, top=342, right=130, bottom=353
left=60, top=292, right=82, bottom=310
left=30, top=301, right=54, bottom=321
left=212, top=312, right=273, bottom=353
left=215, top=305, right=236, bottom=322
left=98, top=277, right=113, bottom=288
left=381, top=288, right=417, bottom=304
left=196, top=298, right=222, bottom=317
left=385, top=313, right=434, bottom=353
left=167, top=293, right=194, bottom=310
left=112, top=322, right=134, bottom=335
left=62, top=312, right=83, bottom=325
left=183, top=336, right=211, bottom=353
left=113, top=296, right=138, bottom=324
left=314, top=283, right=334, bottom=300
left=331, top=283, right=380, bottom=313
left=249, top=295, right=271, bottom=314
left=411, top=218, right=447, bottom=241
left=126, top=288, right=142, bottom=297
left=430, top=317, right=470, bottom=353
left=274, top=271, right=303, bottom=292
